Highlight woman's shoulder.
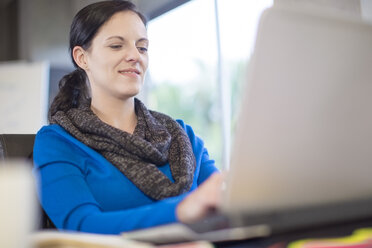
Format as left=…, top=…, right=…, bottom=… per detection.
left=148, top=111, right=205, bottom=155
left=37, top=123, right=68, bottom=136
left=175, top=119, right=197, bottom=139
left=35, top=124, right=67, bottom=144
left=35, top=124, right=99, bottom=152
left=149, top=110, right=200, bottom=143
left=175, top=119, right=187, bottom=129
left=34, top=124, right=96, bottom=168
left=175, top=119, right=206, bottom=155
left=35, top=124, right=80, bottom=147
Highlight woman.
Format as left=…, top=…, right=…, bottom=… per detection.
left=33, top=0, right=222, bottom=235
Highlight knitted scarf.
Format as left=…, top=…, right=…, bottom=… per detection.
left=50, top=98, right=196, bottom=200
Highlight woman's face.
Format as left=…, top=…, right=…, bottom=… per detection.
left=81, top=11, right=148, bottom=102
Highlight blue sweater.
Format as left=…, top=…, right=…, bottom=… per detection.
left=33, top=120, right=218, bottom=234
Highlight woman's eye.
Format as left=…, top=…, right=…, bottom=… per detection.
left=138, top=47, right=148, bottom=53
left=109, top=45, right=122, bottom=49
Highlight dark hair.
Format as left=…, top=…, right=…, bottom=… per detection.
left=48, top=0, right=147, bottom=120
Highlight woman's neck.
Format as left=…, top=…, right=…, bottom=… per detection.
left=90, top=97, right=137, bottom=134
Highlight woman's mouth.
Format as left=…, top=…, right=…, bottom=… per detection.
left=119, top=68, right=140, bottom=75
left=118, top=68, right=141, bottom=79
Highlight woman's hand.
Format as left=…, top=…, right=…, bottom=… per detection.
left=176, top=172, right=224, bottom=224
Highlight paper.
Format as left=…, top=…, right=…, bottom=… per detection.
left=0, top=61, right=49, bottom=133
left=31, top=230, right=154, bottom=248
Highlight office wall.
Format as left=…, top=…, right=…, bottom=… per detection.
left=0, top=0, right=18, bottom=61
left=137, top=0, right=190, bottom=19
left=18, top=0, right=82, bottom=67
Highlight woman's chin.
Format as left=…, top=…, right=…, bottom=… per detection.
left=116, top=90, right=141, bottom=100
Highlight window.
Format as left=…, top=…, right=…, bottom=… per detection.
left=146, top=0, right=273, bottom=169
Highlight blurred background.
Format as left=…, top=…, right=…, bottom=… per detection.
left=1, top=0, right=371, bottom=170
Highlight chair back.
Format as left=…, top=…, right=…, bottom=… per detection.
left=0, top=134, right=35, bottom=160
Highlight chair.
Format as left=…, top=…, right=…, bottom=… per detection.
left=0, top=134, right=55, bottom=229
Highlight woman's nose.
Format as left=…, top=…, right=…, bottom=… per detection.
left=125, top=44, right=141, bottom=62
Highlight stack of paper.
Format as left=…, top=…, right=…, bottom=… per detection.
left=31, top=230, right=214, bottom=248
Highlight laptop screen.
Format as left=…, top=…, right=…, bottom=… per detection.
left=224, top=5, right=372, bottom=215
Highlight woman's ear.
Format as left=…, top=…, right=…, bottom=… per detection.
left=72, top=46, right=89, bottom=70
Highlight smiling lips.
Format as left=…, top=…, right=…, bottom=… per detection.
left=119, top=68, right=140, bottom=77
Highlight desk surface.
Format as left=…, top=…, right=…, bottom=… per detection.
left=214, top=218, right=372, bottom=248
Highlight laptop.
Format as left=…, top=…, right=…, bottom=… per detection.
left=123, top=4, right=372, bottom=244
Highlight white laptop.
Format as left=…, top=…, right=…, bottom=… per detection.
left=123, top=4, right=372, bottom=244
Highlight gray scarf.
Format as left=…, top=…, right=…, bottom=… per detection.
left=50, top=98, right=196, bottom=200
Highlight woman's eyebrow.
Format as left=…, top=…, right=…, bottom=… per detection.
left=105, top=36, right=149, bottom=43
left=106, top=36, right=124, bottom=41
left=137, top=38, right=149, bottom=44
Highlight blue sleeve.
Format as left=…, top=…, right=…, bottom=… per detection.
left=176, top=120, right=219, bottom=185
left=33, top=127, right=186, bottom=234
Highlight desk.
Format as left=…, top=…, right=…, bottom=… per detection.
left=214, top=218, right=372, bottom=248
left=28, top=217, right=372, bottom=248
